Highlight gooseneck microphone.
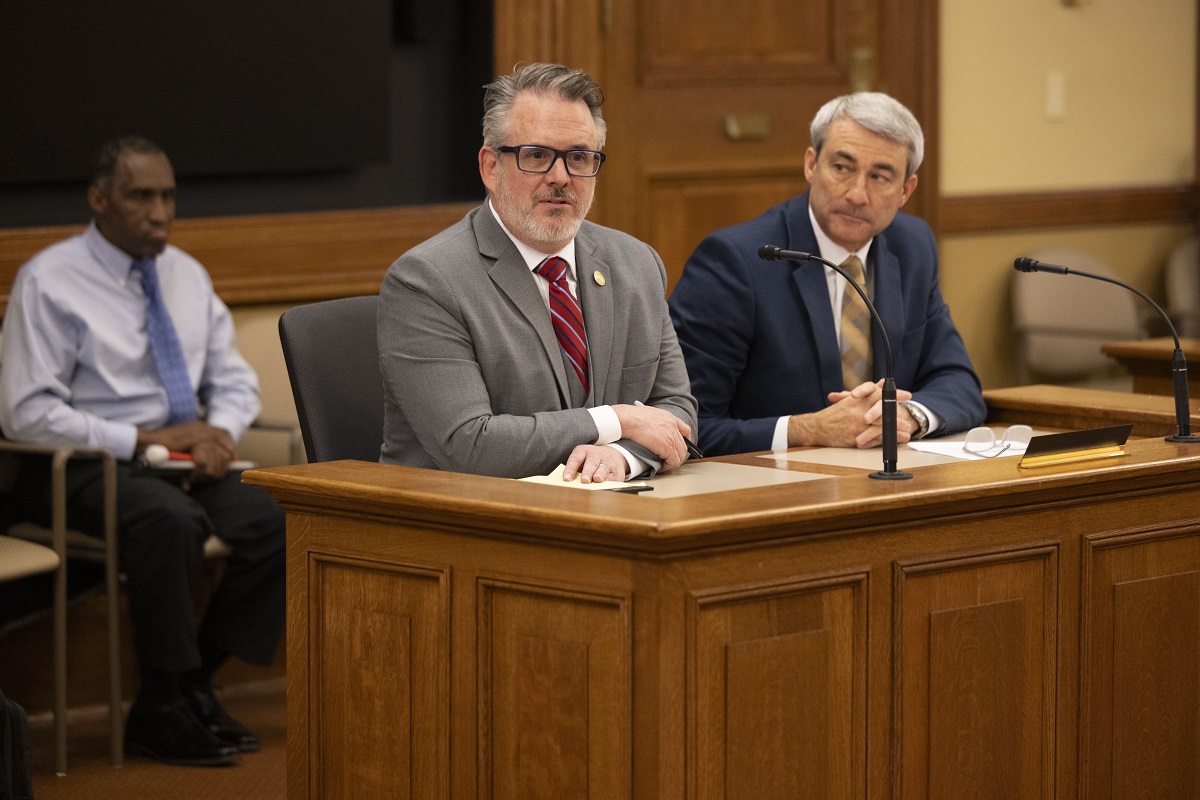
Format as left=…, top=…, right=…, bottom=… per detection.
left=1014, top=257, right=1200, bottom=444
left=759, top=244, right=913, bottom=480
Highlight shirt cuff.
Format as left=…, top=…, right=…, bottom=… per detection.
left=205, top=412, right=246, bottom=444
left=908, top=400, right=942, bottom=436
left=589, top=405, right=622, bottom=445
left=771, top=416, right=790, bottom=451
left=103, top=421, right=140, bottom=461
left=608, top=443, right=645, bottom=481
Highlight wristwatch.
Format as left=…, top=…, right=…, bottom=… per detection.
left=901, top=401, right=930, bottom=439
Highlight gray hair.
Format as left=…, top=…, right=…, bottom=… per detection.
left=810, top=93, right=924, bottom=178
left=482, top=63, right=607, bottom=150
left=92, top=135, right=167, bottom=192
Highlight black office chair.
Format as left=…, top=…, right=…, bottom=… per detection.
left=278, top=296, right=384, bottom=463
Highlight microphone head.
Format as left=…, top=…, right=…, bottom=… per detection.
left=758, top=245, right=781, bottom=261
left=1013, top=257, right=1039, bottom=272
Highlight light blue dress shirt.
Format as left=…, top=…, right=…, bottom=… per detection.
left=0, top=223, right=260, bottom=460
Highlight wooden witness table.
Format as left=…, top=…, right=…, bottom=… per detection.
left=244, top=389, right=1200, bottom=800
left=1101, top=336, right=1200, bottom=397
left=985, top=382, right=1200, bottom=438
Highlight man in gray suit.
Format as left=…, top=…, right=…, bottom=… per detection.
left=378, top=63, right=697, bottom=482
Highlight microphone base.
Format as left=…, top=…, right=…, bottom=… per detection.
left=869, top=469, right=913, bottom=481
left=1166, top=433, right=1200, bottom=444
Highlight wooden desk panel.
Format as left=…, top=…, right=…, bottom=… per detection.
left=984, top=383, right=1200, bottom=438
left=246, top=434, right=1200, bottom=800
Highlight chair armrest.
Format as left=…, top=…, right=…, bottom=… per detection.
left=0, top=439, right=115, bottom=460
left=0, top=441, right=118, bottom=565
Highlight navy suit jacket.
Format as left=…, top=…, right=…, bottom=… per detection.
left=668, top=193, right=985, bottom=456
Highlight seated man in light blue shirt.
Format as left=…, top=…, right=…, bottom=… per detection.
left=0, top=136, right=283, bottom=767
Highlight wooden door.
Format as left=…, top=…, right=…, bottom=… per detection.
left=493, top=0, right=937, bottom=289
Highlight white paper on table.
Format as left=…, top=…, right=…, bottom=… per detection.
left=906, top=440, right=1029, bottom=461
left=519, top=463, right=649, bottom=490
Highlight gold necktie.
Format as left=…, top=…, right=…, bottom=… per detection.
left=839, top=255, right=872, bottom=390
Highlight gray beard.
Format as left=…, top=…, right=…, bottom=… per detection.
left=492, top=178, right=594, bottom=250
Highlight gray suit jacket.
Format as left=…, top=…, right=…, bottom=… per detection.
left=378, top=204, right=697, bottom=478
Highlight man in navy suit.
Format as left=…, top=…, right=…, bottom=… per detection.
left=669, top=92, right=985, bottom=456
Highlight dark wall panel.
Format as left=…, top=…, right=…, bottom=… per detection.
left=0, top=0, right=492, bottom=227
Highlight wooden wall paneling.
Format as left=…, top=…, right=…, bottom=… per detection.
left=878, top=0, right=937, bottom=226
left=1080, top=526, right=1200, bottom=800
left=938, top=186, right=1199, bottom=236
left=0, top=203, right=476, bottom=309
left=686, top=571, right=868, bottom=800
left=491, top=0, right=606, bottom=80
left=893, top=544, right=1058, bottom=800
left=308, top=554, right=450, bottom=800
left=640, top=0, right=873, bottom=85
left=645, top=167, right=808, bottom=287
left=622, top=0, right=886, bottom=265
left=476, top=577, right=632, bottom=800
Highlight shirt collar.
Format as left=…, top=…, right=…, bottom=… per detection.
left=83, top=221, right=151, bottom=283
left=487, top=199, right=578, bottom=278
left=807, top=204, right=872, bottom=270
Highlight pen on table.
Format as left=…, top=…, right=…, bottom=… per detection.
left=607, top=484, right=653, bottom=494
left=633, top=401, right=705, bottom=460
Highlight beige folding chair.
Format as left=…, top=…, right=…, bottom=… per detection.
left=1012, top=247, right=1143, bottom=389
left=1166, top=237, right=1200, bottom=338
left=0, top=442, right=117, bottom=774
left=0, top=441, right=235, bottom=772
left=0, top=535, right=64, bottom=774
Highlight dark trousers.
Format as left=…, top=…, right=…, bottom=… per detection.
left=15, top=459, right=285, bottom=674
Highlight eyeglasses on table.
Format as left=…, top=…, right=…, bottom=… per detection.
left=962, top=424, right=1033, bottom=458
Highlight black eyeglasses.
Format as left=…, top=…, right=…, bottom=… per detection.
left=497, top=145, right=606, bottom=177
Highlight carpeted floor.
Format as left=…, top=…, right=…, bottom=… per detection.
left=27, top=678, right=285, bottom=800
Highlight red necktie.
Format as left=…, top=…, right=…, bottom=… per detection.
left=536, top=256, right=589, bottom=394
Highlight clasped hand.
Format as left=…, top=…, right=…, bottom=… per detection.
left=562, top=403, right=693, bottom=484
left=792, top=380, right=919, bottom=449
left=137, top=421, right=238, bottom=489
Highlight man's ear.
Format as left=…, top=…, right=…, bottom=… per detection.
left=87, top=184, right=107, bottom=217
left=898, top=173, right=919, bottom=208
left=803, top=147, right=818, bottom=183
left=479, top=146, right=499, bottom=195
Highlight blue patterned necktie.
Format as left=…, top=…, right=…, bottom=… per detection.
left=132, top=259, right=197, bottom=425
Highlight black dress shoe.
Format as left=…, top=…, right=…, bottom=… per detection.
left=125, top=699, right=240, bottom=767
left=182, top=684, right=261, bottom=753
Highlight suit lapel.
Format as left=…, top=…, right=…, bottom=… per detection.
left=574, top=229, right=613, bottom=404
left=785, top=197, right=845, bottom=396
left=474, top=207, right=571, bottom=403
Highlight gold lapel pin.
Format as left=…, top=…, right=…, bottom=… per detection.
left=593, top=270, right=606, bottom=286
